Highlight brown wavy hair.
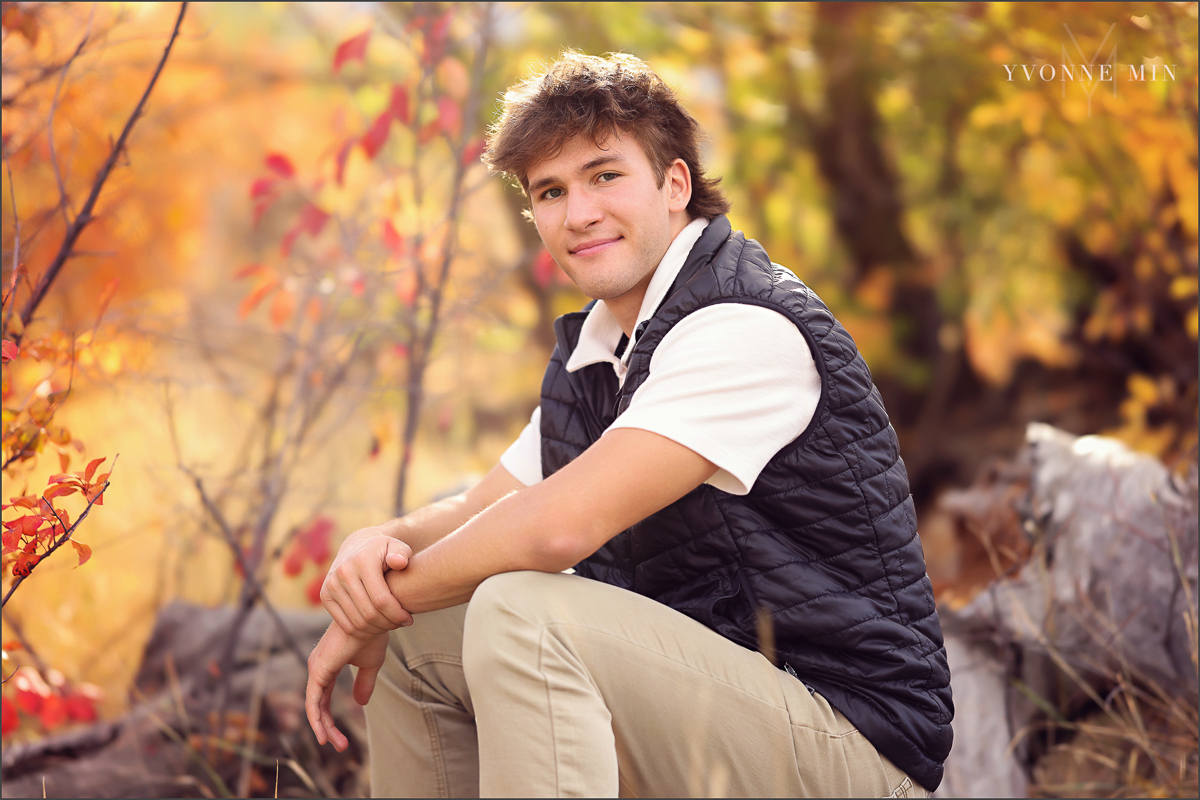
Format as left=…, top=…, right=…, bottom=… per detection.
left=485, top=52, right=730, bottom=220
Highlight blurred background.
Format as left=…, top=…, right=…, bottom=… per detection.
left=1, top=1, right=1196, bottom=795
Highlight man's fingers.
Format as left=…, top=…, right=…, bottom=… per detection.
left=361, top=571, right=412, bottom=628
left=353, top=663, right=380, bottom=706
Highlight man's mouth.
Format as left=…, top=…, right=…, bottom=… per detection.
left=569, top=237, right=621, bottom=257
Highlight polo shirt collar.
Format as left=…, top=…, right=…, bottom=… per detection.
left=565, top=217, right=709, bottom=373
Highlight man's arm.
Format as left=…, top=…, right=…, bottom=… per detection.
left=319, top=462, right=525, bottom=636
left=385, top=428, right=717, bottom=612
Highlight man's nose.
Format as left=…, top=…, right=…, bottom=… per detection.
left=564, top=189, right=602, bottom=230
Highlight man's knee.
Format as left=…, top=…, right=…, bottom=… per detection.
left=462, top=570, right=563, bottom=679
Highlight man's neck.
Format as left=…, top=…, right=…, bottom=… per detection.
left=608, top=211, right=692, bottom=337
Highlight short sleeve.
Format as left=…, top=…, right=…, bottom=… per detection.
left=499, top=406, right=544, bottom=487
left=606, top=304, right=820, bottom=495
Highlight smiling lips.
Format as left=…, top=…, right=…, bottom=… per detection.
left=569, top=237, right=622, bottom=257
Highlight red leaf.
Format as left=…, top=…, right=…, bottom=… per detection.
left=14, top=687, right=42, bottom=716
left=234, top=264, right=264, bottom=280
left=40, top=694, right=67, bottom=730
left=533, top=248, right=557, bottom=288
left=282, top=547, right=304, bottom=577
left=387, top=84, right=411, bottom=125
left=461, top=138, right=485, bottom=168
left=360, top=110, right=392, bottom=161
left=334, top=138, right=355, bottom=186
left=238, top=279, right=279, bottom=319
left=436, top=97, right=462, bottom=138
left=1, top=340, right=18, bottom=362
left=70, top=540, right=91, bottom=567
left=2, top=696, right=18, bottom=738
left=84, top=457, right=106, bottom=482
left=299, top=204, right=331, bottom=236
left=382, top=220, right=405, bottom=258
left=64, top=692, right=96, bottom=723
left=298, top=516, right=334, bottom=564
left=305, top=574, right=324, bottom=606
left=333, top=29, right=371, bottom=73
left=264, top=153, right=295, bottom=179
left=249, top=177, right=277, bottom=200
left=2, top=640, right=23, bottom=651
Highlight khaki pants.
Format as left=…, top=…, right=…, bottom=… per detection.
left=363, top=570, right=926, bottom=798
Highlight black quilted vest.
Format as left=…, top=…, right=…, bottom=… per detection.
left=539, top=217, right=953, bottom=790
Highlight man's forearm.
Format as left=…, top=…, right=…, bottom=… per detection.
left=355, top=463, right=526, bottom=555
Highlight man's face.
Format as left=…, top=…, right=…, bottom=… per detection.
left=526, top=132, right=691, bottom=319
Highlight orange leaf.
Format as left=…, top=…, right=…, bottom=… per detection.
left=12, top=551, right=40, bottom=578
left=47, top=473, right=74, bottom=484
left=93, top=472, right=110, bottom=487
left=234, top=264, right=264, bottom=280
left=43, top=484, right=77, bottom=500
left=92, top=277, right=119, bottom=331
left=70, top=540, right=91, bottom=567
left=333, top=29, right=370, bottom=73
left=238, top=278, right=279, bottom=319
left=396, top=270, right=418, bottom=307
left=3, top=516, right=41, bottom=537
left=269, top=288, right=295, bottom=330
left=360, top=110, right=392, bottom=161
left=264, top=153, right=295, bottom=179
left=382, top=220, right=405, bottom=258
left=417, top=119, right=439, bottom=146
left=84, top=457, right=106, bottom=482
left=57, top=450, right=70, bottom=472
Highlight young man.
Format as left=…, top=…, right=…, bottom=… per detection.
left=306, top=52, right=952, bottom=797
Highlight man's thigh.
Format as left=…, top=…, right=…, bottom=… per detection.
left=463, top=571, right=918, bottom=798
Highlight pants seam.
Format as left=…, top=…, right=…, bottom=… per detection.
left=415, top=674, right=450, bottom=798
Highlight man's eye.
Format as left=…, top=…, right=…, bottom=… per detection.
left=598, top=172, right=618, bottom=182
left=542, top=187, right=563, bottom=200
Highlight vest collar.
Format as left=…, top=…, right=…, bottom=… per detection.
left=563, top=217, right=711, bottom=376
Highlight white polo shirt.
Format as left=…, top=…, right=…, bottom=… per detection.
left=500, top=218, right=822, bottom=496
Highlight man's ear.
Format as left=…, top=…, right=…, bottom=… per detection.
left=666, top=158, right=692, bottom=213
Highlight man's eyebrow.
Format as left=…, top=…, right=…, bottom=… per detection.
left=528, top=153, right=628, bottom=196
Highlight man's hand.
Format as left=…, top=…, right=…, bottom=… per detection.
left=306, top=623, right=389, bottom=752
left=321, top=530, right=414, bottom=636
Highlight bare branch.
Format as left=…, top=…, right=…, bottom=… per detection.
left=46, top=10, right=94, bottom=230
left=181, top=467, right=309, bottom=669
left=16, top=2, right=189, bottom=344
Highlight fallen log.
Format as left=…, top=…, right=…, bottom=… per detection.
left=2, top=602, right=365, bottom=798
left=936, top=423, right=1198, bottom=797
